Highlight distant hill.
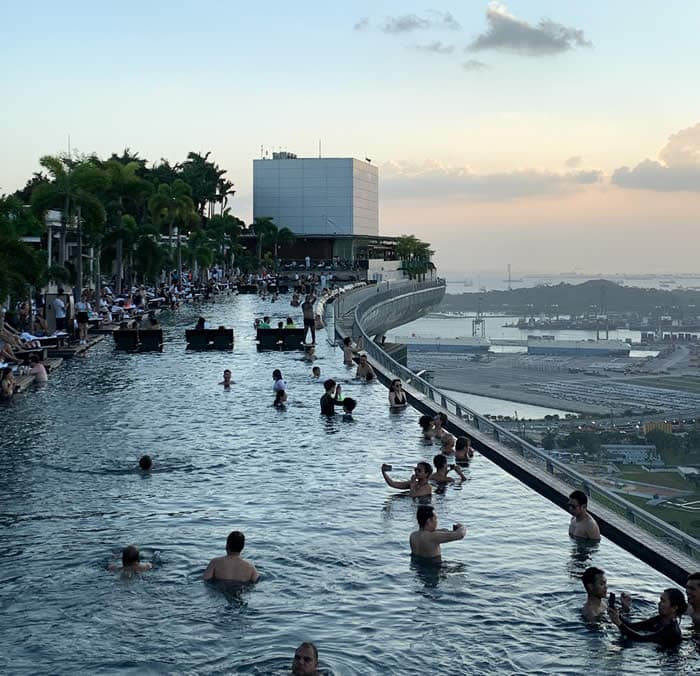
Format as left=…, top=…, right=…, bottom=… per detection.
left=438, top=280, right=700, bottom=315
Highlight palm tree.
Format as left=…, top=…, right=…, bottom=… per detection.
left=148, top=179, right=197, bottom=283
left=251, top=216, right=276, bottom=264
left=271, top=226, right=296, bottom=271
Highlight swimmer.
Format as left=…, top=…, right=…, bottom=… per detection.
left=608, top=588, right=686, bottom=647
left=381, top=461, right=432, bottom=498
left=686, top=572, right=700, bottom=625
left=355, top=353, right=375, bottom=380
left=110, top=544, right=152, bottom=573
left=320, top=379, right=342, bottom=416
left=272, top=369, right=288, bottom=404
left=568, top=490, right=601, bottom=541
left=219, top=369, right=235, bottom=388
left=431, top=454, right=466, bottom=484
left=139, top=455, right=152, bottom=471
left=418, top=415, right=435, bottom=441
left=410, top=505, right=465, bottom=562
left=311, top=366, right=321, bottom=380
left=342, top=397, right=357, bottom=421
left=455, top=436, right=474, bottom=461
left=432, top=412, right=449, bottom=442
left=303, top=345, right=317, bottom=362
left=292, top=642, right=320, bottom=676
left=388, top=379, right=407, bottom=407
left=440, top=433, right=456, bottom=456
left=580, top=567, right=631, bottom=622
left=342, top=336, right=360, bottom=366
left=203, top=530, right=260, bottom=583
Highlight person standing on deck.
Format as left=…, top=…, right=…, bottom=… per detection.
left=301, top=294, right=316, bottom=345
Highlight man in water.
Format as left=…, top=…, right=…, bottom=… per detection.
left=567, top=490, right=601, bottom=540
left=292, top=642, right=319, bottom=676
left=311, top=366, right=321, bottom=380
left=203, top=530, right=260, bottom=583
left=431, top=454, right=466, bottom=484
left=219, top=369, right=234, bottom=388
left=455, top=436, right=474, bottom=461
left=410, top=505, right=465, bottom=561
left=581, top=566, right=631, bottom=622
left=110, top=545, right=152, bottom=573
left=139, top=455, right=152, bottom=471
left=320, top=379, right=343, bottom=415
left=686, top=572, right=700, bottom=624
left=301, top=294, right=316, bottom=345
left=355, top=353, right=376, bottom=380
left=381, top=462, right=432, bottom=498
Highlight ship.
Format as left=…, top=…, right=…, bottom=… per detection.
left=526, top=338, right=631, bottom=356
left=393, top=335, right=491, bottom=353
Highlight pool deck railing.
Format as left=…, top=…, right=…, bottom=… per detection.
left=329, top=280, right=699, bottom=585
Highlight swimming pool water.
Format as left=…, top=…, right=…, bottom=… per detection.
left=0, top=295, right=698, bottom=675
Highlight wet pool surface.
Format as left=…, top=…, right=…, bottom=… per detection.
left=1, top=295, right=698, bottom=674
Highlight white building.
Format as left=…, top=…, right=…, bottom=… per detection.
left=253, top=152, right=378, bottom=236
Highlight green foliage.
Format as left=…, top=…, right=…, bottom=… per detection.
left=396, top=234, right=434, bottom=280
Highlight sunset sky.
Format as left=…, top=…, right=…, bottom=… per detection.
left=2, top=1, right=700, bottom=276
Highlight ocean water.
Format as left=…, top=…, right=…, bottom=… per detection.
left=0, top=296, right=697, bottom=674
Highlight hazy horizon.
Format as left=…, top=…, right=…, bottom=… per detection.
left=3, top=1, right=700, bottom=274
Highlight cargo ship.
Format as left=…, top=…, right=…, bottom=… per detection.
left=393, top=335, right=491, bottom=353
left=526, top=338, right=631, bottom=356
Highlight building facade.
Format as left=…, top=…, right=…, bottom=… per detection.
left=253, top=153, right=378, bottom=236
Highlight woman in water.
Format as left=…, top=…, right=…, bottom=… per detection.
left=272, top=369, right=288, bottom=404
left=608, top=587, right=686, bottom=647
left=388, top=379, right=408, bottom=408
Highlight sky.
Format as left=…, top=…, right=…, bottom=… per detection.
left=2, top=1, right=700, bottom=277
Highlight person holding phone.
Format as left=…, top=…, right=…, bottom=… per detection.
left=580, top=566, right=631, bottom=622
left=410, top=505, right=465, bottom=562
left=381, top=462, right=433, bottom=498
left=608, top=588, right=686, bottom=647
left=320, top=378, right=342, bottom=415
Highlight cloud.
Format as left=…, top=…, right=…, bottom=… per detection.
left=353, top=17, right=369, bottom=32
left=462, top=59, right=488, bottom=71
left=612, top=123, right=700, bottom=192
left=380, top=11, right=461, bottom=34
left=468, top=2, right=591, bottom=56
left=565, top=156, right=582, bottom=168
left=381, top=159, right=602, bottom=201
left=414, top=41, right=455, bottom=55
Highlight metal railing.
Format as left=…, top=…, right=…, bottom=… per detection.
left=345, top=282, right=700, bottom=562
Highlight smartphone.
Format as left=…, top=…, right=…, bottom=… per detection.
left=608, top=592, right=616, bottom=608
left=452, top=524, right=459, bottom=531
left=382, top=464, right=392, bottom=472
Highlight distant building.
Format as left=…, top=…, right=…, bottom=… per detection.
left=600, top=444, right=659, bottom=464
left=253, top=153, right=378, bottom=236
left=643, top=421, right=673, bottom=435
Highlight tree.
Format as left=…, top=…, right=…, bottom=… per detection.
left=206, top=209, right=244, bottom=269
left=178, top=151, right=234, bottom=219
left=251, top=216, right=276, bottom=264
left=396, top=234, right=434, bottom=280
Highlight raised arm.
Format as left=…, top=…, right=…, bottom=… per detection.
left=381, top=466, right=411, bottom=489
left=431, top=525, right=466, bottom=544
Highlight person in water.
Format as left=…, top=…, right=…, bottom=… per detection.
left=410, top=505, right=465, bottom=561
left=219, top=369, right=234, bottom=388
left=580, top=566, right=631, bottom=622
left=292, top=642, right=320, bottom=676
left=110, top=545, right=152, bottom=573
left=342, top=336, right=360, bottom=366
left=418, top=415, right=435, bottom=441
left=272, top=369, right=288, bottom=404
left=355, top=353, right=375, bottom=381
left=320, top=379, right=342, bottom=415
left=203, top=530, right=260, bottom=583
left=568, top=490, right=601, bottom=541
left=455, top=436, right=473, bottom=461
left=686, top=572, right=700, bottom=625
left=311, top=366, right=321, bottom=380
left=341, top=397, right=357, bottom=421
left=431, top=454, right=466, bottom=484
left=608, top=587, right=686, bottom=647
left=381, top=461, right=432, bottom=498
left=388, top=379, right=407, bottom=408
left=139, top=455, right=152, bottom=471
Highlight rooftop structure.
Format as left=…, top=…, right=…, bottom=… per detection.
left=253, top=154, right=378, bottom=237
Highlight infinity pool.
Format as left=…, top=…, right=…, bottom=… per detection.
left=0, top=295, right=697, bottom=675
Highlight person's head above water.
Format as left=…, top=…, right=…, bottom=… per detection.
left=272, top=369, right=283, bottom=381
left=312, top=366, right=321, bottom=377
left=139, top=455, right=152, bottom=470
left=343, top=336, right=352, bottom=346
left=226, top=530, right=245, bottom=555
left=416, top=504, right=436, bottom=529
left=342, top=397, right=357, bottom=413
left=323, top=378, right=336, bottom=393
left=122, top=544, right=141, bottom=566
left=581, top=566, right=606, bottom=598
left=223, top=369, right=232, bottom=380
left=433, top=454, right=448, bottom=471
left=292, top=642, right=319, bottom=676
